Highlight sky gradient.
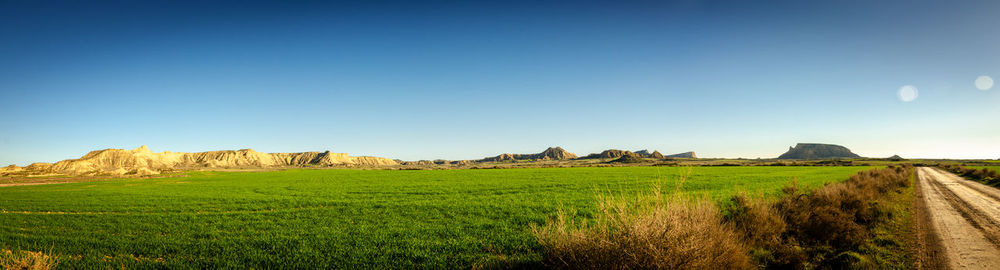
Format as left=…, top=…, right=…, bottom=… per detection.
left=2, top=0, right=999, bottom=165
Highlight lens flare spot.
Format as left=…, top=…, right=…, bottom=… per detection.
left=975, top=75, right=994, bottom=90
left=898, top=85, right=918, bottom=102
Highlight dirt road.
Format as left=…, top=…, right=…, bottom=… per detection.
left=917, top=167, right=1000, bottom=269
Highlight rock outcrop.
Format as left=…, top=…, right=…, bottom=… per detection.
left=480, top=147, right=577, bottom=162
left=8, top=146, right=398, bottom=176
left=777, top=143, right=861, bottom=160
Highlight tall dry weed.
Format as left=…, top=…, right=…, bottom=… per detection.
left=533, top=182, right=753, bottom=269
left=0, top=249, right=58, bottom=270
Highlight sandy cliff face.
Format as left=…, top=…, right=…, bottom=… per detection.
left=19, top=146, right=397, bottom=176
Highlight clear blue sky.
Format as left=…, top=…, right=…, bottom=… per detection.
left=1, top=0, right=998, bottom=165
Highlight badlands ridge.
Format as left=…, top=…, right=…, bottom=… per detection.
left=2, top=143, right=871, bottom=177
left=1, top=146, right=397, bottom=176
left=1, top=146, right=699, bottom=177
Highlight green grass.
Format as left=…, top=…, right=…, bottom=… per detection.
left=976, top=166, right=1000, bottom=171
left=860, top=169, right=916, bottom=269
left=0, top=166, right=871, bottom=268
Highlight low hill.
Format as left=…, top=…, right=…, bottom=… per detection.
left=582, top=149, right=696, bottom=159
left=480, top=147, right=577, bottom=162
left=777, top=143, right=861, bottom=160
left=609, top=155, right=643, bottom=163
left=580, top=149, right=641, bottom=159
left=5, top=146, right=398, bottom=176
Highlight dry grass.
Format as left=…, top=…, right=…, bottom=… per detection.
left=532, top=184, right=753, bottom=269
left=0, top=249, right=58, bottom=270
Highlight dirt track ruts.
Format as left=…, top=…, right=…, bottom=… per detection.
left=917, top=167, right=1000, bottom=269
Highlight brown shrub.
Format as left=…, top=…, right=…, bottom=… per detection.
left=725, top=194, right=785, bottom=247
left=0, top=249, right=58, bottom=270
left=533, top=186, right=753, bottom=269
left=767, top=165, right=911, bottom=268
left=723, top=193, right=809, bottom=267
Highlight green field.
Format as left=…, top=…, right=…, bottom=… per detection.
left=0, top=166, right=871, bottom=268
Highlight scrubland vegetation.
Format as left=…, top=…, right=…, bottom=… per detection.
left=533, top=166, right=915, bottom=269
left=0, top=167, right=869, bottom=268
left=939, top=164, right=1000, bottom=188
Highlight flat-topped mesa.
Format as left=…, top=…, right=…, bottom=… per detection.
left=480, top=147, right=578, bottom=162
left=664, top=151, right=697, bottom=158
left=777, top=143, right=861, bottom=160
left=27, top=146, right=398, bottom=176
